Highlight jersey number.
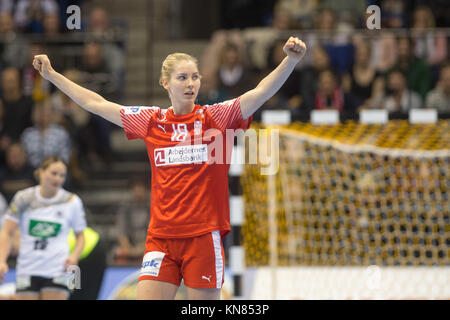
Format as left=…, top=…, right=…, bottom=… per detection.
left=171, top=124, right=188, bottom=141
left=34, top=238, right=48, bottom=250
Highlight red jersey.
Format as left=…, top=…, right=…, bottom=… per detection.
left=120, top=97, right=252, bottom=238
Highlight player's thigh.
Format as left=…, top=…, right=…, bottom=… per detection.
left=15, top=276, right=40, bottom=300
left=186, top=287, right=221, bottom=300
left=137, top=279, right=178, bottom=300
left=40, top=289, right=69, bottom=300
left=182, top=231, right=225, bottom=289
left=15, top=292, right=40, bottom=300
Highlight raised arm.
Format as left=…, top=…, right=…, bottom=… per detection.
left=239, top=37, right=307, bottom=119
left=32, top=55, right=123, bottom=127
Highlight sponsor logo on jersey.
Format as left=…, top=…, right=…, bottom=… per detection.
left=124, top=107, right=141, bottom=114
left=154, top=144, right=208, bottom=166
left=157, top=124, right=166, bottom=133
left=28, top=220, right=62, bottom=238
left=140, top=251, right=165, bottom=277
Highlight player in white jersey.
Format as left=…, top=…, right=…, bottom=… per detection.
left=0, top=156, right=86, bottom=300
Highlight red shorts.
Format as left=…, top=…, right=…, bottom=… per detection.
left=138, top=231, right=225, bottom=289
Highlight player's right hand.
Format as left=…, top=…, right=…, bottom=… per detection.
left=32, top=54, right=54, bottom=80
left=0, top=262, right=8, bottom=284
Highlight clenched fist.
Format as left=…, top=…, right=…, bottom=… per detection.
left=32, top=54, right=54, bottom=80
left=283, top=36, right=307, bottom=62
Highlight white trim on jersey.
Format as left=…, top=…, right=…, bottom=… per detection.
left=35, top=186, right=63, bottom=204
left=211, top=230, right=224, bottom=289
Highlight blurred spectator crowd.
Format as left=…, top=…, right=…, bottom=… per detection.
left=0, top=0, right=449, bottom=266
left=199, top=0, right=450, bottom=121
left=0, top=0, right=126, bottom=194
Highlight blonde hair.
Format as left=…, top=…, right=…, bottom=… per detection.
left=159, top=53, right=199, bottom=87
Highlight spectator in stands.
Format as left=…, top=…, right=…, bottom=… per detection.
left=425, top=64, right=450, bottom=113
left=196, top=68, right=227, bottom=106
left=371, top=31, right=398, bottom=75
left=411, top=6, right=447, bottom=67
left=270, top=1, right=297, bottom=30
left=383, top=69, right=422, bottom=113
left=410, top=5, right=448, bottom=85
left=80, top=42, right=116, bottom=164
left=0, top=0, right=13, bottom=13
left=313, top=8, right=354, bottom=44
left=21, top=99, right=71, bottom=170
left=308, top=69, right=361, bottom=117
left=389, top=36, right=432, bottom=101
left=87, top=6, right=113, bottom=38
left=42, top=11, right=60, bottom=36
left=86, top=6, right=125, bottom=95
left=0, top=68, right=33, bottom=144
left=300, top=46, right=332, bottom=110
left=81, top=41, right=120, bottom=101
left=0, top=142, right=35, bottom=202
left=254, top=39, right=302, bottom=120
left=314, top=8, right=336, bottom=33
left=380, top=0, right=408, bottom=28
left=342, top=42, right=384, bottom=109
left=22, top=42, right=60, bottom=101
left=216, top=42, right=255, bottom=101
left=274, top=0, right=317, bottom=29
left=51, top=69, right=89, bottom=184
left=51, top=69, right=91, bottom=160
left=52, top=69, right=90, bottom=131
left=200, top=29, right=248, bottom=86
left=312, top=8, right=354, bottom=74
left=0, top=11, right=29, bottom=69
left=321, top=0, right=366, bottom=29
left=13, top=0, right=59, bottom=33
left=114, top=178, right=150, bottom=264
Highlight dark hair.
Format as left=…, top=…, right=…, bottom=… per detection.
left=319, top=68, right=340, bottom=86
left=388, top=68, right=407, bottom=79
left=219, top=41, right=241, bottom=65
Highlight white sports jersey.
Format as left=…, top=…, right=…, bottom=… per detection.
left=4, top=186, right=87, bottom=278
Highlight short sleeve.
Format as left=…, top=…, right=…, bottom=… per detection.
left=0, top=193, right=7, bottom=227
left=120, top=106, right=159, bottom=140
left=4, top=190, right=27, bottom=223
left=70, top=195, right=87, bottom=233
left=206, top=97, right=252, bottom=131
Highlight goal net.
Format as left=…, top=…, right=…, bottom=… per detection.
left=241, top=120, right=449, bottom=299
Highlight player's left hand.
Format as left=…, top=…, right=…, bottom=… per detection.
left=283, top=36, right=307, bottom=62
left=64, top=255, right=79, bottom=271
